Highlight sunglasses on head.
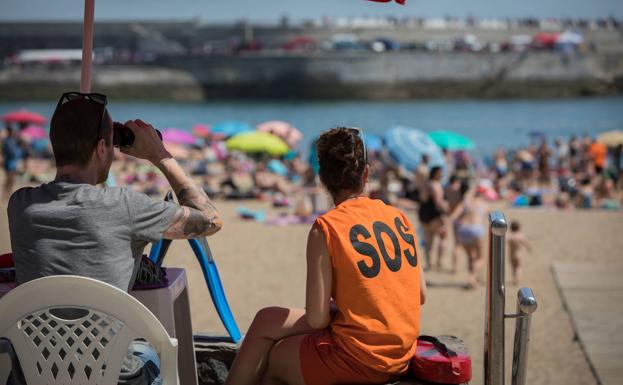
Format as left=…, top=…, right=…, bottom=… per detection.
left=347, top=127, right=367, bottom=166
left=55, top=92, right=108, bottom=144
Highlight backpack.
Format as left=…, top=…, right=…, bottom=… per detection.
left=411, top=335, right=472, bottom=384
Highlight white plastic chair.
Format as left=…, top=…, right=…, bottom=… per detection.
left=0, top=275, right=179, bottom=385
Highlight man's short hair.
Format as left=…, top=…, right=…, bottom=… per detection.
left=50, top=98, right=111, bottom=167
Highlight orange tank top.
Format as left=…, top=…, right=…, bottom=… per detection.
left=315, top=197, right=422, bottom=374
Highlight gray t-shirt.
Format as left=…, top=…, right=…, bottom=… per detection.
left=8, top=181, right=178, bottom=291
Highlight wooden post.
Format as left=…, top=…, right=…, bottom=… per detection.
left=80, top=0, right=95, bottom=93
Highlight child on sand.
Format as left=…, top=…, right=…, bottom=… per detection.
left=225, top=127, right=426, bottom=385
left=507, top=220, right=532, bottom=286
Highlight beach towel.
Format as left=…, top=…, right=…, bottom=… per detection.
left=237, top=206, right=266, bottom=222
left=265, top=213, right=318, bottom=226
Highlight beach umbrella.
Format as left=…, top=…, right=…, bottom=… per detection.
left=428, top=130, right=475, bottom=151
left=19, top=125, right=47, bottom=141
left=192, top=123, right=211, bottom=138
left=1, top=110, right=47, bottom=125
left=162, top=128, right=196, bottom=146
left=212, top=121, right=253, bottom=138
left=384, top=126, right=444, bottom=171
left=597, top=130, right=623, bottom=147
left=362, top=133, right=383, bottom=152
left=257, top=120, right=303, bottom=148
left=226, top=131, right=289, bottom=156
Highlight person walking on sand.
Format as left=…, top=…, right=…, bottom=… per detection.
left=445, top=174, right=467, bottom=274
left=450, top=184, right=488, bottom=289
left=507, top=220, right=532, bottom=286
left=225, top=127, right=426, bottom=385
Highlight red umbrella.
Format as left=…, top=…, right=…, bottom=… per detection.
left=1, top=110, right=47, bottom=125
left=192, top=124, right=211, bottom=138
left=20, top=125, right=47, bottom=141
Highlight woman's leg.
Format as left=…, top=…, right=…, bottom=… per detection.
left=450, top=223, right=459, bottom=274
left=261, top=334, right=308, bottom=385
left=464, top=243, right=478, bottom=288
left=435, top=218, right=448, bottom=269
left=225, top=307, right=314, bottom=385
left=473, top=237, right=485, bottom=283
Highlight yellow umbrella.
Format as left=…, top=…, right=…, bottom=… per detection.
left=226, top=131, right=289, bottom=156
left=597, top=130, right=623, bottom=147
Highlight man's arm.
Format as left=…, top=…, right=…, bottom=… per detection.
left=121, top=119, right=222, bottom=239
left=156, top=157, right=222, bottom=239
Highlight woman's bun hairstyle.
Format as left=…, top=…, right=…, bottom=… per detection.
left=316, top=127, right=366, bottom=195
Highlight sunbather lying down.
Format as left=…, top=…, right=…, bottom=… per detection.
left=225, top=127, right=427, bottom=385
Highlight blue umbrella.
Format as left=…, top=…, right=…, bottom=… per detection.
left=362, top=133, right=383, bottom=152
left=212, top=121, right=253, bottom=138
left=384, top=126, right=445, bottom=171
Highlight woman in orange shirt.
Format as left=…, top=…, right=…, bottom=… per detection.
left=226, top=127, right=427, bottom=385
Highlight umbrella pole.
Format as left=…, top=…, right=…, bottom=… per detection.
left=80, top=0, right=95, bottom=93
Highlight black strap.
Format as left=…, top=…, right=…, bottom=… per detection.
left=418, top=335, right=458, bottom=358
left=155, top=191, right=175, bottom=266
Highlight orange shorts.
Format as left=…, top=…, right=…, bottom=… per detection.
left=299, top=330, right=401, bottom=385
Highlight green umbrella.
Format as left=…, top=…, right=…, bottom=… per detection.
left=226, top=131, right=289, bottom=156
left=428, top=130, right=475, bottom=151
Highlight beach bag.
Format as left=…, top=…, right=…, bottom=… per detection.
left=411, top=335, right=472, bottom=384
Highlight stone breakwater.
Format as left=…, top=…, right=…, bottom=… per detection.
left=1, top=51, right=622, bottom=100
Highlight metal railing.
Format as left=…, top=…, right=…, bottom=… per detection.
left=484, top=212, right=538, bottom=385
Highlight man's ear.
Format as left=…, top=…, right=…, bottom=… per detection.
left=95, top=138, right=107, bottom=159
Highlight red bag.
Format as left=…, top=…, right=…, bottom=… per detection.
left=0, top=253, right=14, bottom=269
left=411, top=335, right=472, bottom=384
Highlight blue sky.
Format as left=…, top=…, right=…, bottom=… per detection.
left=1, top=0, right=622, bottom=22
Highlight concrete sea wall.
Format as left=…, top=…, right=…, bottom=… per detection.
left=1, top=51, right=622, bottom=100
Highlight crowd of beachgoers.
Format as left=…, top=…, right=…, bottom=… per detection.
left=2, top=122, right=622, bottom=214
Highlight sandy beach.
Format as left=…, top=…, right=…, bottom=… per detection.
left=2, top=187, right=621, bottom=385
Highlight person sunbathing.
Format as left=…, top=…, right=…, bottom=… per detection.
left=225, top=127, right=427, bottom=385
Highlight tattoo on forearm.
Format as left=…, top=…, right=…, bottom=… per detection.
left=183, top=210, right=210, bottom=237
left=176, top=186, right=218, bottom=213
left=159, top=160, right=221, bottom=237
left=166, top=186, right=220, bottom=238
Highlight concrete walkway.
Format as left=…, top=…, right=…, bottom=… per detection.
left=552, top=262, right=623, bottom=385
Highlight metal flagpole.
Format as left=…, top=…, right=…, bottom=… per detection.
left=80, top=0, right=95, bottom=93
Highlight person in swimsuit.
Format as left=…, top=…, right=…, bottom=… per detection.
left=450, top=184, right=488, bottom=288
left=225, top=127, right=427, bottom=385
left=418, top=166, right=449, bottom=270
left=507, top=220, right=532, bottom=286
left=445, top=174, right=467, bottom=274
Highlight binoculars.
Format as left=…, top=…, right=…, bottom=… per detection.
left=113, top=122, right=162, bottom=148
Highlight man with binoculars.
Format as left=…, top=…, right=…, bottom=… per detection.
left=6, top=92, right=222, bottom=384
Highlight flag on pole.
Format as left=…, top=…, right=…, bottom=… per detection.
left=367, top=0, right=406, bottom=4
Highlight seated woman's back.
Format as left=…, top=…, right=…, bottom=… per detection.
left=316, top=196, right=422, bottom=373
